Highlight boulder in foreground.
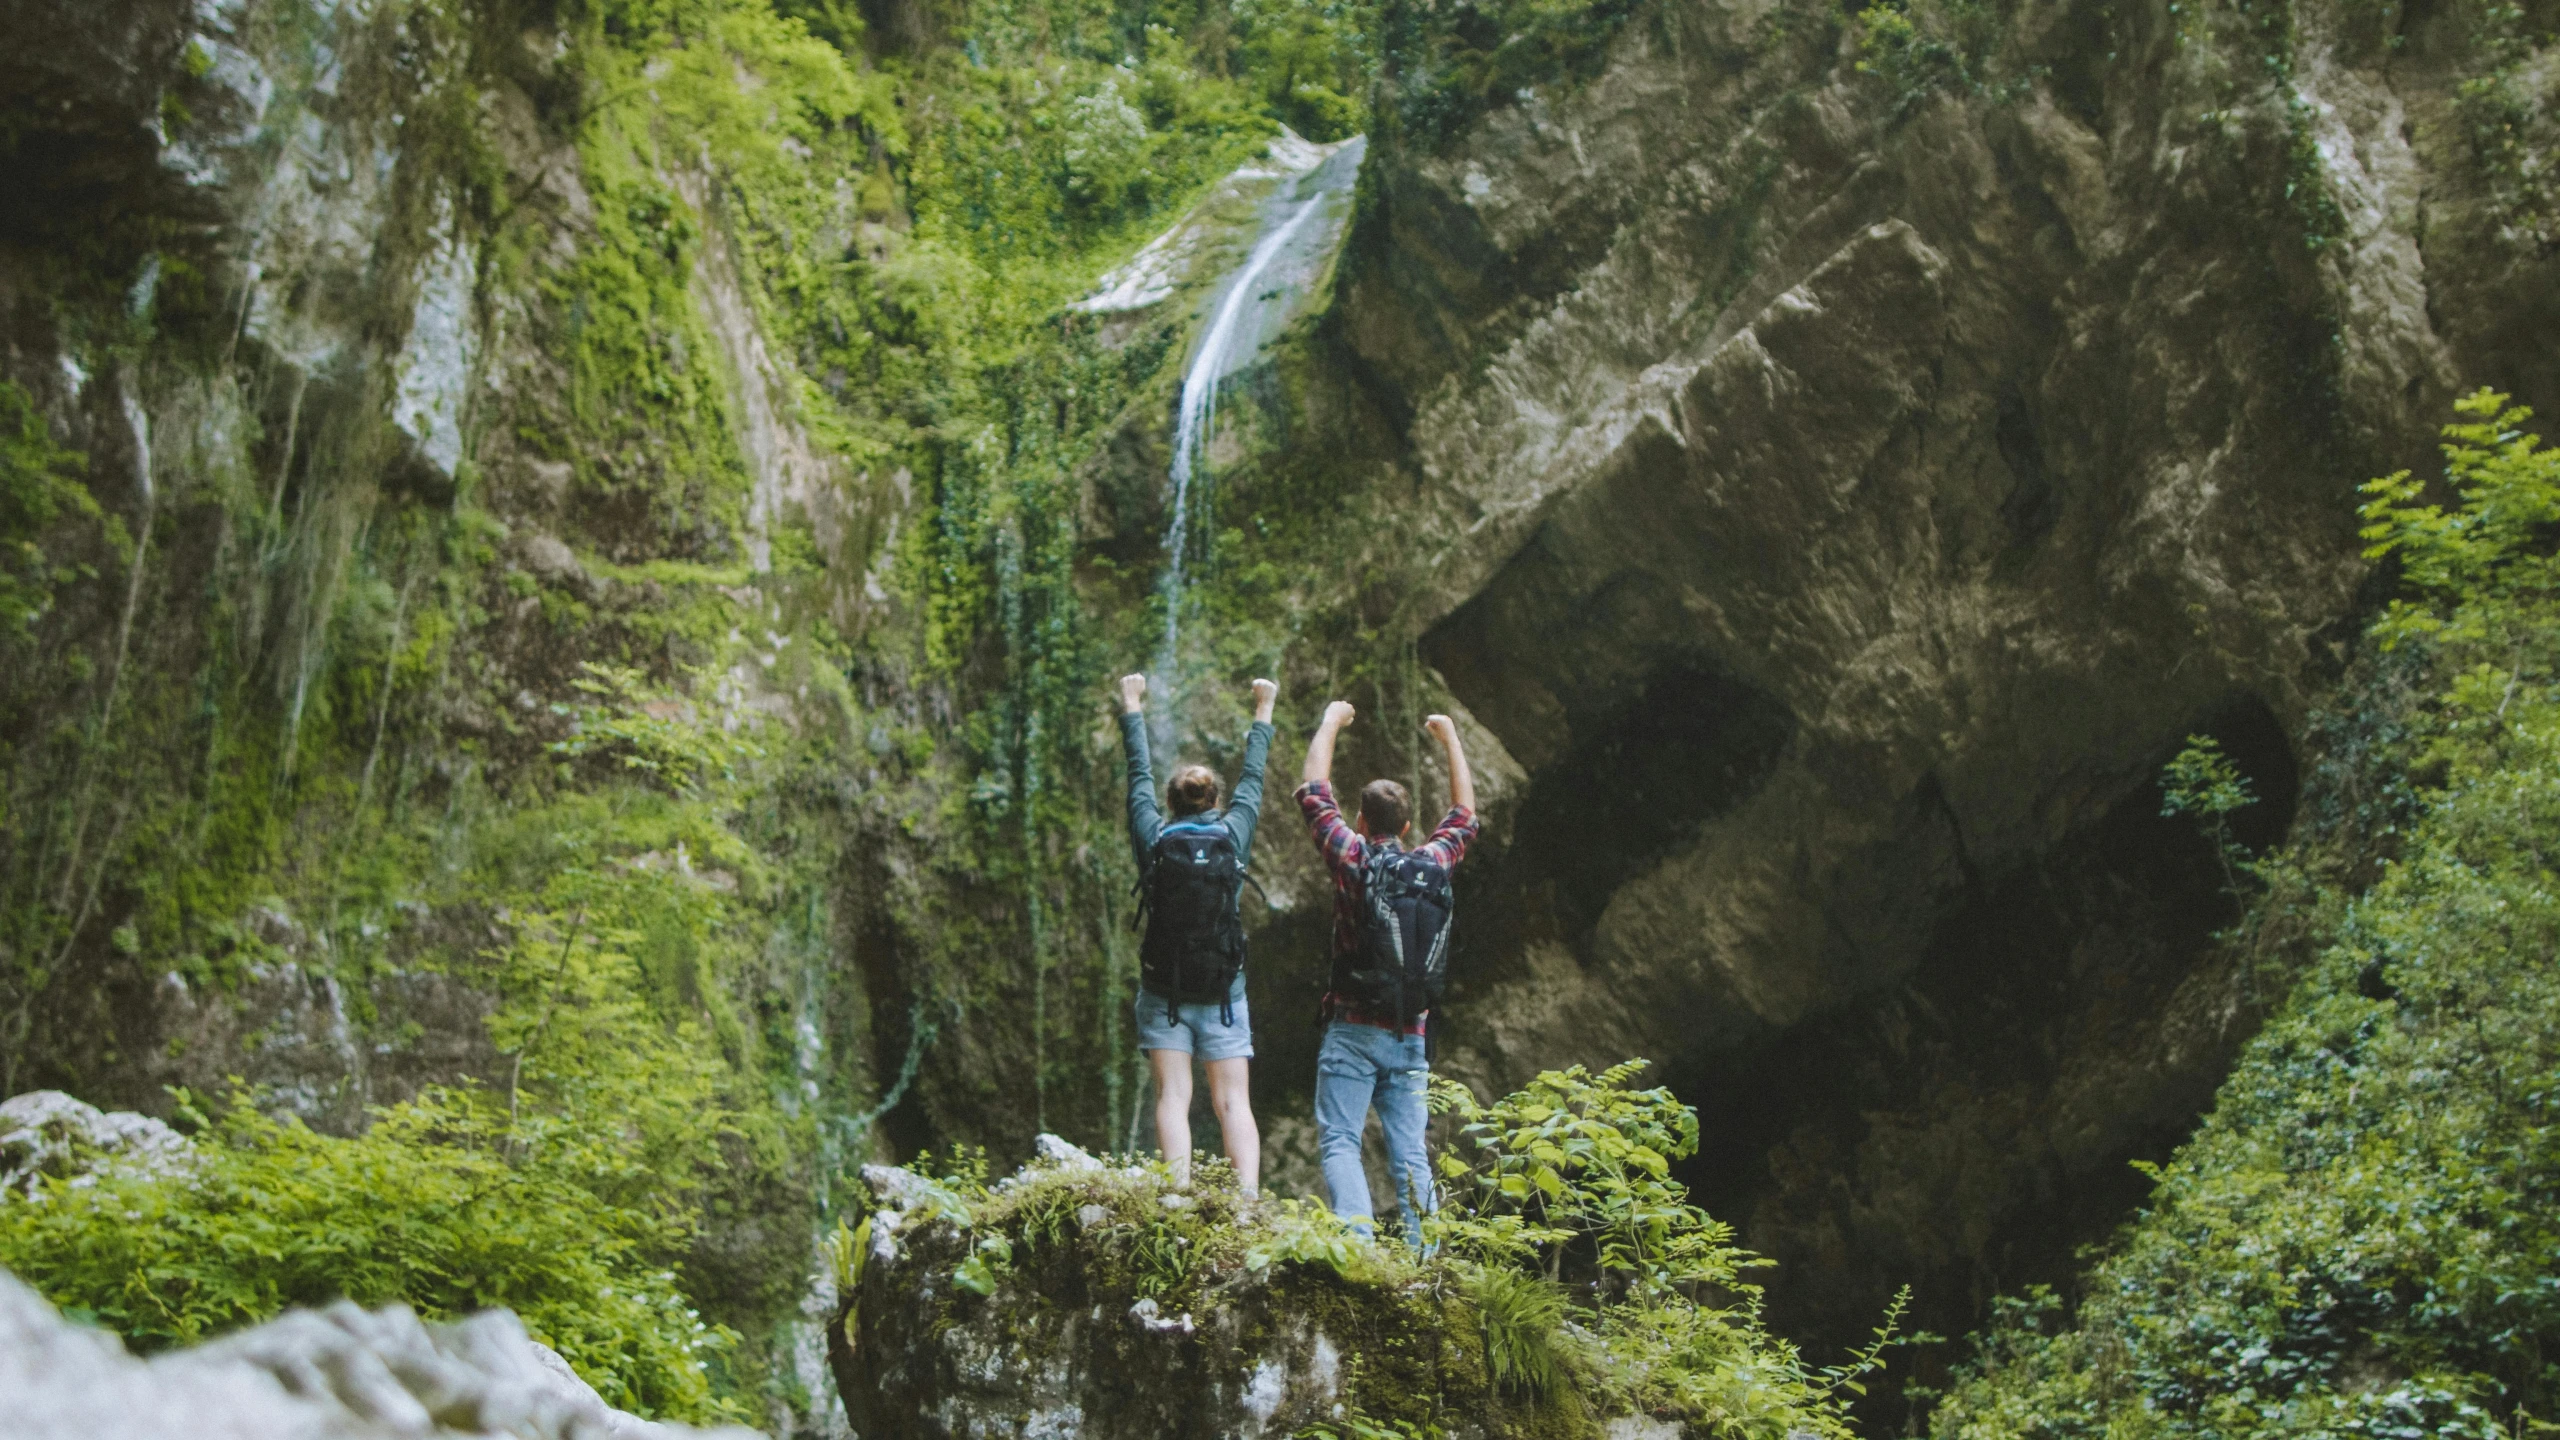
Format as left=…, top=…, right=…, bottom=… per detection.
left=0, top=1268, right=764, bottom=1440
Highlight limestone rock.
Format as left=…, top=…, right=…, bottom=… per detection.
left=1030, top=1132, right=1105, bottom=1174
left=0, top=1090, right=191, bottom=1197
left=0, top=1269, right=765, bottom=1440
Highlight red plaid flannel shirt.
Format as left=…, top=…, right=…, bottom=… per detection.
left=1295, top=779, right=1480, bottom=1035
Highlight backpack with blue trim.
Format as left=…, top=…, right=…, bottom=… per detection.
left=1339, top=844, right=1453, bottom=1025
left=1138, top=817, right=1247, bottom=1022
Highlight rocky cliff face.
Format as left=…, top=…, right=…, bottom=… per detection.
left=1209, top=0, right=2560, bottom=1399
left=0, top=0, right=878, bottom=1426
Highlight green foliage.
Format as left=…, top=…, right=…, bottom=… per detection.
left=1380, top=0, right=1639, bottom=148
left=1127, top=1215, right=1197, bottom=1296
left=1468, top=1264, right=1569, bottom=1396
left=1243, top=1195, right=1387, bottom=1280
left=1231, top=0, right=1375, bottom=140
left=953, top=1232, right=1016, bottom=1294
left=2162, top=733, right=2260, bottom=896
left=823, top=1213, right=870, bottom=1295
left=1849, top=0, right=2007, bottom=111
left=0, top=1088, right=741, bottom=1423
left=2281, top=87, right=2348, bottom=253
left=1428, top=1060, right=1731, bottom=1293
left=1293, top=1409, right=1446, bottom=1439
left=484, top=891, right=742, bottom=1205
left=1424, top=1061, right=1887, bottom=1435
left=2161, top=735, right=2258, bottom=823
left=549, top=662, right=767, bottom=799
left=2359, top=389, right=2560, bottom=658
left=1934, top=394, right=2560, bottom=1438
left=0, top=380, right=99, bottom=644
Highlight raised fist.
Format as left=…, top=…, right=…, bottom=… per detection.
left=1251, top=678, right=1279, bottom=705
left=1322, top=701, right=1356, bottom=730
left=1119, top=673, right=1147, bottom=712
left=1423, top=713, right=1458, bottom=744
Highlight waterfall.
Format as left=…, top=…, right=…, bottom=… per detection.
left=1144, top=135, right=1366, bottom=739
left=1151, top=195, right=1325, bottom=674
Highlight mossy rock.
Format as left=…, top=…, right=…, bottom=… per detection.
left=829, top=1148, right=1604, bottom=1439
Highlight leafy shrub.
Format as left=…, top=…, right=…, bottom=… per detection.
left=1848, top=0, right=2008, bottom=112
left=1231, top=0, right=1374, bottom=140
left=1427, top=1059, right=1726, bottom=1292
left=1427, top=1061, right=1893, bottom=1433
left=1064, top=86, right=1155, bottom=210
left=0, top=1088, right=742, bottom=1423
left=549, top=661, right=767, bottom=799
left=1243, top=1195, right=1385, bottom=1281
left=2162, top=733, right=2259, bottom=896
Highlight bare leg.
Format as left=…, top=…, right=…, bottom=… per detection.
left=1149, top=1048, right=1195, bottom=1187
left=1204, top=1057, right=1260, bottom=1196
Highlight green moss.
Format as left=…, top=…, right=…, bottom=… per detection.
left=0, top=380, right=99, bottom=645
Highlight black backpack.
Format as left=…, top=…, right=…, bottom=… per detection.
left=1138, top=818, right=1247, bottom=1022
left=1340, top=845, right=1453, bottom=1024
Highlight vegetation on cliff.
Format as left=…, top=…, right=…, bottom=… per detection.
left=1932, top=393, right=2560, bottom=1437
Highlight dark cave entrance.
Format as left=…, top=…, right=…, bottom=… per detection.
left=1459, top=661, right=1801, bottom=971
left=1669, top=694, right=2300, bottom=1430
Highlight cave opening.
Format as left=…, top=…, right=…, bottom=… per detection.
left=1499, top=663, right=1800, bottom=951
left=1446, top=659, right=1799, bottom=993
left=1667, top=693, right=2300, bottom=1430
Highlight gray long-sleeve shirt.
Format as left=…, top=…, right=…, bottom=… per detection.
left=1120, top=710, right=1275, bottom=876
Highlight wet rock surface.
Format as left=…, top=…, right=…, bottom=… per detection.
left=0, top=1269, right=765, bottom=1440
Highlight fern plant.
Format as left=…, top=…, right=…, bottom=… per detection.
left=1467, top=1263, right=1570, bottom=1396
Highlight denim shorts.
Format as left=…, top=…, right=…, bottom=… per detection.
left=1134, top=974, right=1253, bottom=1062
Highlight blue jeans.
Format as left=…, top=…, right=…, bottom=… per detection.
left=1314, top=1021, right=1433, bottom=1240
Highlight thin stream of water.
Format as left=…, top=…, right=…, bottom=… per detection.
left=1146, top=141, right=1363, bottom=740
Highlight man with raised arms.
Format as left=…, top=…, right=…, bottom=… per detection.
left=1296, top=701, right=1478, bottom=1239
